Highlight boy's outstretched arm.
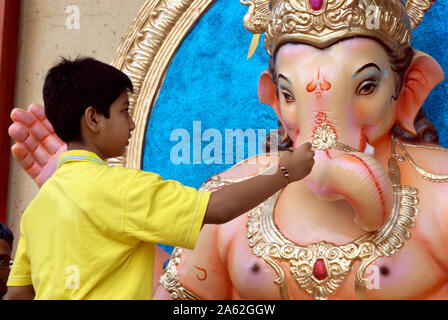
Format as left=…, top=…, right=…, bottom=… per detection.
left=4, top=285, right=35, bottom=300
left=204, top=142, right=315, bottom=225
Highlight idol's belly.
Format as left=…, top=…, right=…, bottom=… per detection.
left=228, top=231, right=446, bottom=300
left=225, top=189, right=446, bottom=300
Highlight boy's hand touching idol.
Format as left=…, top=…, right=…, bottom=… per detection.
left=279, top=142, right=315, bottom=183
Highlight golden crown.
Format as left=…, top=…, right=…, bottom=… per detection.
left=242, top=0, right=436, bottom=57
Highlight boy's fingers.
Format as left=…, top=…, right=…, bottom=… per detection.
left=302, top=142, right=312, bottom=150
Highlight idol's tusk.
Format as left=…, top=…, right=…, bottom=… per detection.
left=363, top=142, right=376, bottom=156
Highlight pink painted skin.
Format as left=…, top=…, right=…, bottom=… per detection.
left=9, top=104, right=67, bottom=188
left=154, top=38, right=448, bottom=300
left=10, top=39, right=448, bottom=300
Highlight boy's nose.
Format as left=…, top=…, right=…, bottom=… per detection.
left=130, top=118, right=136, bottom=132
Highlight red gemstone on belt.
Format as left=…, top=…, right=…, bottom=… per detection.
left=309, top=0, right=324, bottom=11
left=313, top=259, right=328, bottom=281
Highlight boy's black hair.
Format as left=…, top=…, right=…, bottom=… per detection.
left=0, top=223, right=13, bottom=250
left=43, top=57, right=134, bottom=143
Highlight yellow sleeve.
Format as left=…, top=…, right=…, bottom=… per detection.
left=7, top=231, right=32, bottom=287
left=124, top=171, right=211, bottom=249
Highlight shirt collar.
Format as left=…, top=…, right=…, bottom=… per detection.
left=57, top=150, right=109, bottom=168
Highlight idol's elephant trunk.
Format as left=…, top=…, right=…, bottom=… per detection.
left=298, top=132, right=393, bottom=232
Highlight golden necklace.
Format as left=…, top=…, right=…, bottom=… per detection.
left=161, top=131, right=448, bottom=300
left=206, top=135, right=419, bottom=300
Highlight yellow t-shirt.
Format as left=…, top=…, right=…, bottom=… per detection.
left=7, top=150, right=211, bottom=300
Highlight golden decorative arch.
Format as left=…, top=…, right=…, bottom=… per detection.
left=107, top=0, right=215, bottom=169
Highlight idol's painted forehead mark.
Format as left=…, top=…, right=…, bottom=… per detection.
left=352, top=63, right=382, bottom=79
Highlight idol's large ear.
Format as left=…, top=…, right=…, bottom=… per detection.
left=396, top=50, right=444, bottom=135
left=258, top=70, right=288, bottom=131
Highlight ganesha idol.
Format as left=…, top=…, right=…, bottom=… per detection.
left=8, top=0, right=448, bottom=300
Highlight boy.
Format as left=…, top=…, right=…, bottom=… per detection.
left=6, top=58, right=314, bottom=300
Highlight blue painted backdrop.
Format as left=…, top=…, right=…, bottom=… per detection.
left=143, top=0, right=448, bottom=191
left=412, top=1, right=448, bottom=147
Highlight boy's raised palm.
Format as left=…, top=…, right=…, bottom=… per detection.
left=9, top=104, right=67, bottom=187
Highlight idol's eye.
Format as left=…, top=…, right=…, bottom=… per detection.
left=282, top=91, right=295, bottom=103
left=357, top=80, right=379, bottom=96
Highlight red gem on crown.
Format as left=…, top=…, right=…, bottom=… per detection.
left=309, top=0, right=324, bottom=11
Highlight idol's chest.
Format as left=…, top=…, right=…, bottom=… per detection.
left=231, top=176, right=419, bottom=300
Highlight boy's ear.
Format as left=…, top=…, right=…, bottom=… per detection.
left=84, top=107, right=101, bottom=134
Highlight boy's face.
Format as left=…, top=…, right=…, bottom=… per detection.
left=98, top=91, right=135, bottom=159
